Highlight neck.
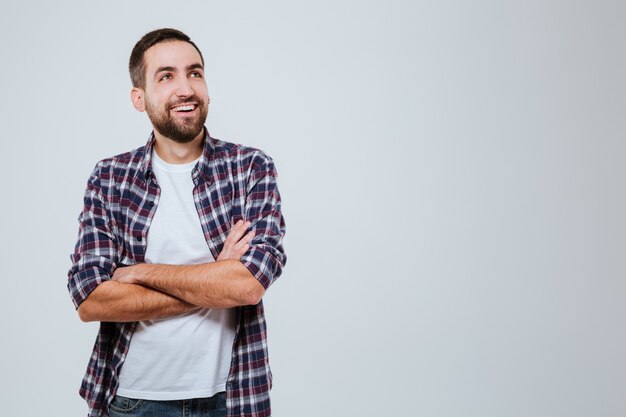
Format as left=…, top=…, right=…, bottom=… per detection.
left=153, top=129, right=204, bottom=164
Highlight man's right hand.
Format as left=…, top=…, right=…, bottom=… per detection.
left=217, top=220, right=255, bottom=261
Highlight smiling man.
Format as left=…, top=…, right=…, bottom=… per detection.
left=68, top=28, right=286, bottom=417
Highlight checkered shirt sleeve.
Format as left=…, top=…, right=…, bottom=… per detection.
left=67, top=162, right=117, bottom=308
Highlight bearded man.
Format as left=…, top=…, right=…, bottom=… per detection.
left=67, top=28, right=286, bottom=417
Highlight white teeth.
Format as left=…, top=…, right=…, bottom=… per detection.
left=173, top=105, right=194, bottom=112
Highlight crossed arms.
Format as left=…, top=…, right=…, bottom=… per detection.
left=69, top=152, right=286, bottom=323
left=78, top=221, right=262, bottom=322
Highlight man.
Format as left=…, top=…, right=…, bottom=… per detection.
left=67, top=28, right=286, bottom=417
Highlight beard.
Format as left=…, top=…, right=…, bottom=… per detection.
left=145, top=95, right=208, bottom=143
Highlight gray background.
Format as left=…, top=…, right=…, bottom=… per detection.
left=1, top=1, right=625, bottom=416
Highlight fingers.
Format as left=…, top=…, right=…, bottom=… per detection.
left=217, top=220, right=255, bottom=261
left=225, top=220, right=250, bottom=245
left=111, top=265, right=135, bottom=284
left=233, top=230, right=255, bottom=254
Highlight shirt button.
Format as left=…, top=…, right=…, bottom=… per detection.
left=137, top=236, right=143, bottom=242
left=149, top=201, right=154, bottom=207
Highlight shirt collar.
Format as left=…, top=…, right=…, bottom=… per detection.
left=141, top=127, right=215, bottom=182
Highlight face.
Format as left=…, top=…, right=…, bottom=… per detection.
left=135, top=40, right=209, bottom=143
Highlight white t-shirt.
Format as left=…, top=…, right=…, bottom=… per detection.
left=117, top=150, right=237, bottom=400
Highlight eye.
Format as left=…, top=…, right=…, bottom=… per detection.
left=190, top=71, right=203, bottom=78
left=159, top=73, right=173, bottom=81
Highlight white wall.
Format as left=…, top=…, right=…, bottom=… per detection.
left=0, top=1, right=624, bottom=416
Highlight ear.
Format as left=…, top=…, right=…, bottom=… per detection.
left=131, top=87, right=146, bottom=112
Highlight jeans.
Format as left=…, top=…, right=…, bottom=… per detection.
left=108, top=392, right=226, bottom=417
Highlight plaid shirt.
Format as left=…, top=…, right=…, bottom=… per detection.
left=67, top=130, right=286, bottom=417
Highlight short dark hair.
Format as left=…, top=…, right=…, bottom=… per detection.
left=129, top=28, right=205, bottom=89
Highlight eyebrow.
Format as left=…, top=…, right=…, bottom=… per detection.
left=153, top=63, right=204, bottom=79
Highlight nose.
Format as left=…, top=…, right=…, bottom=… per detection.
left=175, top=77, right=194, bottom=97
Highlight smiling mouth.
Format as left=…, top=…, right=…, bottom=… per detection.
left=171, top=104, right=197, bottom=113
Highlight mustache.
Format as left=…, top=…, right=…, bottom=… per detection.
left=168, top=96, right=205, bottom=107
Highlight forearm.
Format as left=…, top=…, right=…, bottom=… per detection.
left=117, top=260, right=264, bottom=308
left=77, top=280, right=198, bottom=323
